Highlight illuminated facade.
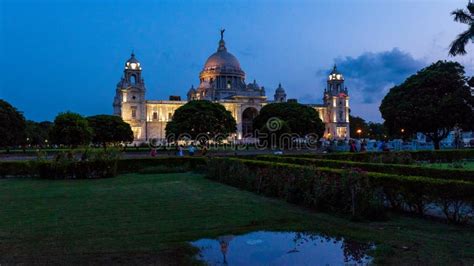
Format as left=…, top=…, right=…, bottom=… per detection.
left=113, top=31, right=350, bottom=143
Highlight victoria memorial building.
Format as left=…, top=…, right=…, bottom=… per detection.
left=113, top=31, right=350, bottom=143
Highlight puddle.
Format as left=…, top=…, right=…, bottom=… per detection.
left=191, top=231, right=374, bottom=265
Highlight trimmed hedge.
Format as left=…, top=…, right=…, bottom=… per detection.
left=256, top=155, right=474, bottom=182
left=289, top=149, right=474, bottom=164
left=206, top=157, right=474, bottom=223
left=0, top=157, right=207, bottom=178
left=116, top=157, right=207, bottom=173
left=37, top=160, right=117, bottom=179
left=0, top=161, right=40, bottom=177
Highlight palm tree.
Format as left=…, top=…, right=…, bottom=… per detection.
left=449, top=1, right=474, bottom=56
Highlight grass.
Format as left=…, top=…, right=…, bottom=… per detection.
left=423, top=161, right=474, bottom=170
left=0, top=173, right=473, bottom=264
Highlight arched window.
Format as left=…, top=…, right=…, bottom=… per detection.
left=242, top=107, right=259, bottom=137
left=130, top=75, right=137, bottom=85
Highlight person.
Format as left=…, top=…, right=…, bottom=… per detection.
left=150, top=148, right=157, bottom=157
left=360, top=140, right=367, bottom=152
left=202, top=145, right=208, bottom=156
left=188, top=144, right=196, bottom=156
left=178, top=145, right=184, bottom=157
left=379, top=140, right=390, bottom=152
left=349, top=139, right=357, bottom=152
left=383, top=140, right=390, bottom=152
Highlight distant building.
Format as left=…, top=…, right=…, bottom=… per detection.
left=113, top=30, right=350, bottom=143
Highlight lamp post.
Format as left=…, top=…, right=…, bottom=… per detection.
left=356, top=129, right=362, bottom=139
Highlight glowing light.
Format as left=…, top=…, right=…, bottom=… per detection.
left=130, top=63, right=137, bottom=70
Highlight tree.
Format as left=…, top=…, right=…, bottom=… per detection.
left=0, top=100, right=26, bottom=149
left=380, top=61, right=474, bottom=149
left=25, top=120, right=53, bottom=146
left=449, top=2, right=474, bottom=56
left=50, top=112, right=93, bottom=147
left=165, top=100, right=236, bottom=141
left=258, top=117, right=292, bottom=149
left=87, top=115, right=134, bottom=149
left=367, top=122, right=387, bottom=140
left=253, top=102, right=325, bottom=138
left=349, top=115, right=369, bottom=139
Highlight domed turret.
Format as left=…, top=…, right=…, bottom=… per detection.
left=187, top=85, right=197, bottom=101
left=328, top=64, right=343, bottom=81
left=125, top=52, right=142, bottom=71
left=274, top=83, right=287, bottom=102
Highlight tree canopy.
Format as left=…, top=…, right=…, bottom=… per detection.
left=367, top=122, right=388, bottom=140
left=349, top=115, right=370, bottom=139
left=87, top=115, right=134, bottom=148
left=25, top=120, right=53, bottom=146
left=380, top=61, right=474, bottom=149
left=50, top=112, right=93, bottom=147
left=253, top=102, right=325, bottom=138
left=258, top=117, right=292, bottom=149
left=165, top=100, right=236, bottom=141
left=0, top=100, right=26, bottom=148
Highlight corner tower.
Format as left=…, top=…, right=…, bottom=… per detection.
left=323, top=65, right=350, bottom=139
left=113, top=52, right=146, bottom=140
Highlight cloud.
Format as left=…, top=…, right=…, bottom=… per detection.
left=321, top=48, right=425, bottom=104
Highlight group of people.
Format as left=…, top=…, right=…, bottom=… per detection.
left=149, top=143, right=208, bottom=157
left=348, top=139, right=390, bottom=153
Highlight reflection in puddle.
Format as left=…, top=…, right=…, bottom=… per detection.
left=191, top=231, right=374, bottom=265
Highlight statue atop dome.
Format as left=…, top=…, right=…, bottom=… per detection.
left=220, top=28, right=225, bottom=40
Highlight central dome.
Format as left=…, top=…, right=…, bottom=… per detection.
left=202, top=37, right=242, bottom=71
left=203, top=50, right=241, bottom=71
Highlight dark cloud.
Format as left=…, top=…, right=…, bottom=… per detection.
left=322, top=48, right=425, bottom=103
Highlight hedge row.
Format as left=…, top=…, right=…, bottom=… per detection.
left=117, top=157, right=207, bottom=173
left=0, top=161, right=39, bottom=177
left=206, top=158, right=474, bottom=223
left=289, top=149, right=474, bottom=164
left=0, top=157, right=207, bottom=178
left=255, top=155, right=474, bottom=182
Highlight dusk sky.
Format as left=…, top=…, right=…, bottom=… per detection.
left=1, top=0, right=472, bottom=122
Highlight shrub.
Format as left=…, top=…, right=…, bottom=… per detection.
left=207, top=158, right=386, bottom=220
left=0, top=156, right=207, bottom=178
left=36, top=149, right=119, bottom=179
left=0, top=161, right=40, bottom=178
left=206, top=158, right=474, bottom=224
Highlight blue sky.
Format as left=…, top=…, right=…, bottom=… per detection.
left=1, top=0, right=472, bottom=122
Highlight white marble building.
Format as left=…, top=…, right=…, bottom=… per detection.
left=113, top=31, right=350, bottom=143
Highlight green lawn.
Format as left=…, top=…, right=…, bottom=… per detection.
left=0, top=173, right=473, bottom=264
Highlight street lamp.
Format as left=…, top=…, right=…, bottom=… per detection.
left=356, top=129, right=362, bottom=139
